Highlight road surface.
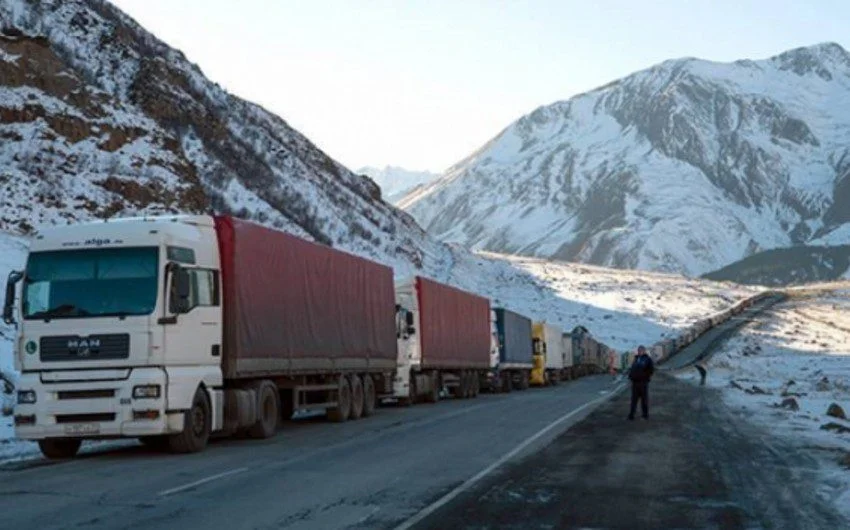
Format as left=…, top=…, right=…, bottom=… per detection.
left=412, top=294, right=846, bottom=530
left=0, top=375, right=621, bottom=530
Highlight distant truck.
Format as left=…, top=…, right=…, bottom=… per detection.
left=483, top=308, right=532, bottom=392
left=394, top=276, right=492, bottom=403
left=4, top=215, right=410, bottom=458
left=530, top=321, right=565, bottom=385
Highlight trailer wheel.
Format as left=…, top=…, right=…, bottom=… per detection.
left=362, top=374, right=376, bottom=417
left=327, top=375, right=352, bottom=422
left=501, top=372, right=513, bottom=393
left=518, top=371, right=530, bottom=390
left=471, top=372, right=480, bottom=397
left=424, top=371, right=440, bottom=403
left=248, top=380, right=279, bottom=439
left=451, top=372, right=465, bottom=399
left=168, top=387, right=211, bottom=453
left=463, top=371, right=474, bottom=399
left=349, top=374, right=364, bottom=420
left=38, top=438, right=82, bottom=459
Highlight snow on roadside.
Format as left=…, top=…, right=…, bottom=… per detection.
left=679, top=289, right=850, bottom=519
left=450, top=250, right=761, bottom=352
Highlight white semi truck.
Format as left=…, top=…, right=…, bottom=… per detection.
left=4, top=215, right=405, bottom=458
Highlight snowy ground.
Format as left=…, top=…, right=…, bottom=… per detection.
left=0, top=231, right=760, bottom=460
left=447, top=250, right=761, bottom=353
left=678, top=289, right=850, bottom=519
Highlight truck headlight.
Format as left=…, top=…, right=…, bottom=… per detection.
left=132, top=385, right=161, bottom=399
left=17, top=390, right=36, bottom=404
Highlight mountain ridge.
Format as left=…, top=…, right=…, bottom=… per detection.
left=399, top=41, right=850, bottom=278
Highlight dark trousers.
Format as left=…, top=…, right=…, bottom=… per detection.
left=629, top=381, right=649, bottom=418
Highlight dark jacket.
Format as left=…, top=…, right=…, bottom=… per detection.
left=628, top=353, right=654, bottom=383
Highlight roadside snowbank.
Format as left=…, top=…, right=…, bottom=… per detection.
left=679, top=289, right=850, bottom=519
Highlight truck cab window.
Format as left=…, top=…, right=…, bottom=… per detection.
left=170, top=268, right=219, bottom=313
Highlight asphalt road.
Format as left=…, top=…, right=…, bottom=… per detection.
left=660, top=294, right=786, bottom=372
left=0, top=375, right=622, bottom=530
left=412, top=294, right=846, bottom=530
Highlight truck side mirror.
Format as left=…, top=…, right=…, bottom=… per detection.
left=3, top=271, right=23, bottom=326
left=174, top=267, right=191, bottom=313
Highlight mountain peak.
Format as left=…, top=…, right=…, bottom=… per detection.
left=400, top=42, right=850, bottom=277
left=770, top=41, right=850, bottom=80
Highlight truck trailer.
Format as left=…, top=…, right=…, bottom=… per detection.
left=394, top=276, right=491, bottom=403
left=4, top=215, right=405, bottom=458
left=483, top=308, right=532, bottom=392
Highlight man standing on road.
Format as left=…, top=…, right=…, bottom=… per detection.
left=628, top=345, right=654, bottom=420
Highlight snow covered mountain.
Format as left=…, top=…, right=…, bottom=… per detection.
left=0, top=0, right=447, bottom=278
left=357, top=165, right=438, bottom=204
left=399, top=43, right=850, bottom=277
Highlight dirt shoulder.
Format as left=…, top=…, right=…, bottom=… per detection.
left=414, top=374, right=845, bottom=530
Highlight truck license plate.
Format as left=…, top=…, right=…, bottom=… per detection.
left=63, top=423, right=100, bottom=436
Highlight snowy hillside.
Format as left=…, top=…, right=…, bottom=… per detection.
left=357, top=165, right=438, bottom=204
left=400, top=43, right=850, bottom=278
left=0, top=0, right=449, bottom=278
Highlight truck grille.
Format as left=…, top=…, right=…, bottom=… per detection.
left=57, top=389, right=115, bottom=400
left=56, top=413, right=115, bottom=424
left=40, top=334, right=130, bottom=362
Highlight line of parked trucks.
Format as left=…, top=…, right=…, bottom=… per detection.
left=2, top=215, right=772, bottom=459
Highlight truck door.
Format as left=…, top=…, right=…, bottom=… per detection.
left=161, top=260, right=222, bottom=367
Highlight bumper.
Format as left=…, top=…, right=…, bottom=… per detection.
left=14, top=367, right=184, bottom=440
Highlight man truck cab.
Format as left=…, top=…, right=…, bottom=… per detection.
left=4, top=215, right=224, bottom=458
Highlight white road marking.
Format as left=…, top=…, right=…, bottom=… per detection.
left=394, top=383, right=626, bottom=530
left=158, top=467, right=249, bottom=497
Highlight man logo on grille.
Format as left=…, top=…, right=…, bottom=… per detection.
left=67, top=338, right=101, bottom=357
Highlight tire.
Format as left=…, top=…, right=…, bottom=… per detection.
left=517, top=371, right=529, bottom=390
left=502, top=372, right=513, bottom=393
left=424, top=371, right=440, bottom=403
left=248, top=380, right=279, bottom=439
left=472, top=372, right=480, bottom=397
left=452, top=371, right=466, bottom=399
left=168, top=387, right=211, bottom=453
left=362, top=374, right=377, bottom=417
left=327, top=375, right=352, bottom=422
left=38, top=438, right=82, bottom=459
left=548, top=371, right=560, bottom=386
left=139, top=436, right=168, bottom=451
left=468, top=371, right=476, bottom=398
left=349, top=374, right=364, bottom=420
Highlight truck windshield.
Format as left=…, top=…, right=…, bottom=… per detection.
left=23, top=247, right=159, bottom=320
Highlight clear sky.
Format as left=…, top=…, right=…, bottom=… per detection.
left=112, top=0, right=848, bottom=173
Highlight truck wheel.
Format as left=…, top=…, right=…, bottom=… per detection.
left=451, top=372, right=465, bottom=399
left=38, top=438, right=82, bottom=459
left=425, top=371, right=440, bottom=403
left=248, top=381, right=279, bottom=439
left=327, top=375, right=352, bottom=422
left=168, top=387, right=211, bottom=453
left=362, top=374, right=376, bottom=417
left=349, top=375, right=364, bottom=420
left=463, top=371, right=473, bottom=399
left=519, top=371, right=530, bottom=390
left=501, top=373, right=513, bottom=393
